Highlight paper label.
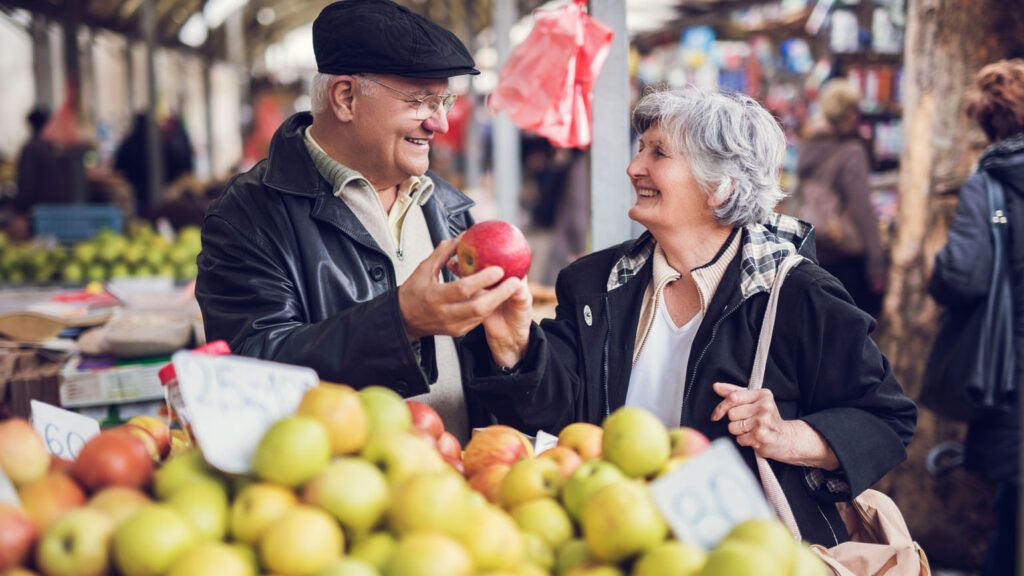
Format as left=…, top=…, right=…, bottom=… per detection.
left=0, top=468, right=19, bottom=506
left=172, top=351, right=318, bottom=474
left=30, top=400, right=101, bottom=460
left=533, top=430, right=559, bottom=455
left=649, top=438, right=775, bottom=550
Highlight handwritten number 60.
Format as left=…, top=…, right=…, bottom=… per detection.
left=43, top=424, right=87, bottom=459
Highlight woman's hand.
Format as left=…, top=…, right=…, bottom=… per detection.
left=482, top=277, right=533, bottom=369
left=711, top=382, right=839, bottom=471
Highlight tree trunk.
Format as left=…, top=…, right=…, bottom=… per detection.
left=877, top=0, right=1024, bottom=569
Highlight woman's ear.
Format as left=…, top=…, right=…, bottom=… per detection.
left=708, top=178, right=732, bottom=209
left=330, top=76, right=357, bottom=122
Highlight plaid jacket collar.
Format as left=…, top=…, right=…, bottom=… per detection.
left=607, top=213, right=812, bottom=299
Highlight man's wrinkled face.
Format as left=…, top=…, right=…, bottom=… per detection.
left=350, top=74, right=452, bottom=190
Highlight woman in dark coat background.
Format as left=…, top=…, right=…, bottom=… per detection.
left=928, top=58, right=1024, bottom=576
left=461, top=86, right=917, bottom=547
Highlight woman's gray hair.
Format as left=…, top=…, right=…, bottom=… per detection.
left=631, top=86, right=787, bottom=227
left=311, top=72, right=378, bottom=116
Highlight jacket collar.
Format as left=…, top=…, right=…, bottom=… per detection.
left=606, top=213, right=813, bottom=300
left=262, top=112, right=473, bottom=217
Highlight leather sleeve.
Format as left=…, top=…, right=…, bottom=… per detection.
left=196, top=213, right=433, bottom=395
left=781, top=266, right=917, bottom=500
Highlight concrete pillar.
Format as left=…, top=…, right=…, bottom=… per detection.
left=491, top=0, right=521, bottom=224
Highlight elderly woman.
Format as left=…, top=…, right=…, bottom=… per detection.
left=460, top=87, right=917, bottom=546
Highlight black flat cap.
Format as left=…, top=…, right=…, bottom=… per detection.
left=313, top=0, right=479, bottom=79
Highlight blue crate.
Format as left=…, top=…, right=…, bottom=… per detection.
left=31, top=204, right=124, bottom=244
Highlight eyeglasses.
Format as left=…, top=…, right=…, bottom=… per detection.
left=358, top=75, right=458, bottom=121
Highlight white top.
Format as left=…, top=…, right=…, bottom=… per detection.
left=625, top=303, right=703, bottom=427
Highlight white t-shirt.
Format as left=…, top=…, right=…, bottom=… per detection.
left=625, top=303, right=703, bottom=427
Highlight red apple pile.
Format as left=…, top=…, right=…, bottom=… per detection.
left=0, top=381, right=827, bottom=576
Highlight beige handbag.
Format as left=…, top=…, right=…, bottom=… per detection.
left=750, top=254, right=930, bottom=576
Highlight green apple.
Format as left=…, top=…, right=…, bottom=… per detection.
left=37, top=508, right=114, bottom=576
left=315, top=558, right=378, bottom=576
left=298, top=384, right=370, bottom=455
left=521, top=532, right=555, bottom=570
left=722, top=518, right=797, bottom=572
left=349, top=531, right=396, bottom=570
left=561, top=459, right=626, bottom=521
left=360, top=431, right=444, bottom=485
left=166, top=479, right=229, bottom=540
left=388, top=472, right=470, bottom=538
left=113, top=504, right=198, bottom=576
left=459, top=504, right=524, bottom=571
left=699, top=541, right=786, bottom=576
left=501, top=457, right=565, bottom=508
left=230, top=482, right=298, bottom=545
left=87, top=486, right=151, bottom=526
left=252, top=416, right=331, bottom=487
left=556, top=539, right=592, bottom=576
left=359, top=386, right=412, bottom=436
left=61, top=262, right=84, bottom=284
left=384, top=533, right=472, bottom=576
left=511, top=497, right=574, bottom=549
left=259, top=505, right=343, bottom=576
left=304, top=458, right=389, bottom=537
left=0, top=418, right=50, bottom=486
left=580, top=481, right=667, bottom=563
left=167, top=542, right=255, bottom=576
left=601, top=407, right=670, bottom=478
left=154, top=449, right=223, bottom=499
left=631, top=541, right=705, bottom=576
left=566, top=563, right=625, bottom=576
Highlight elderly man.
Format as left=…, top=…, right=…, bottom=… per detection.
left=196, top=0, right=522, bottom=443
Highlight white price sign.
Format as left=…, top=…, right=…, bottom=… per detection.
left=649, top=438, right=775, bottom=550
left=533, top=430, right=559, bottom=455
left=172, top=351, right=319, bottom=474
left=0, top=468, right=19, bottom=505
left=30, top=400, right=100, bottom=460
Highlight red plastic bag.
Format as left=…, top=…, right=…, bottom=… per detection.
left=489, top=0, right=613, bottom=148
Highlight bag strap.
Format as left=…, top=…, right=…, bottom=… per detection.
left=981, top=171, right=1016, bottom=399
left=749, top=253, right=806, bottom=540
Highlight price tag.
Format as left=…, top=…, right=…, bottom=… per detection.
left=0, top=468, right=19, bottom=506
left=30, top=400, right=100, bottom=460
left=172, top=351, right=318, bottom=474
left=649, top=438, right=775, bottom=550
left=533, top=430, right=559, bottom=455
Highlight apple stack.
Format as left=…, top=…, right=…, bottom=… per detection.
left=0, top=384, right=829, bottom=576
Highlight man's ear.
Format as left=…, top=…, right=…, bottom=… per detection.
left=330, top=76, right=357, bottom=122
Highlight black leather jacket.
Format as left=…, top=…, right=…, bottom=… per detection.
left=196, top=112, right=487, bottom=418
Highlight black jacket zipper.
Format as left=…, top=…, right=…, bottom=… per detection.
left=602, top=295, right=612, bottom=417
left=680, top=302, right=739, bottom=425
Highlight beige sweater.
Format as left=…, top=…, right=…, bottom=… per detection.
left=304, top=129, right=470, bottom=443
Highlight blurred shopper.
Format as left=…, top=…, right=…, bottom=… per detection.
left=927, top=59, right=1024, bottom=576
left=796, top=79, right=886, bottom=318
left=114, top=114, right=196, bottom=218
left=460, top=87, right=916, bottom=545
left=196, top=0, right=522, bottom=443
left=10, top=108, right=65, bottom=239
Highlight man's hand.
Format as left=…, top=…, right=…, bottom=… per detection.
left=711, top=382, right=839, bottom=470
left=398, top=239, right=522, bottom=341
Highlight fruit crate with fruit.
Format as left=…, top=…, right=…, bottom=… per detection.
left=59, top=356, right=167, bottom=408
left=0, top=360, right=830, bottom=576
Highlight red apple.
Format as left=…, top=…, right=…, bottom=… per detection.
left=50, top=455, right=75, bottom=475
left=668, top=427, right=710, bottom=458
left=0, top=503, right=38, bottom=570
left=122, top=425, right=162, bottom=462
left=538, top=446, right=583, bottom=479
left=18, top=472, right=87, bottom=530
left=463, top=425, right=533, bottom=478
left=456, top=220, right=532, bottom=281
left=407, top=401, right=444, bottom=440
left=126, top=416, right=172, bottom=459
left=557, top=423, right=603, bottom=461
left=0, top=418, right=50, bottom=486
left=468, top=464, right=511, bottom=504
left=72, top=430, right=154, bottom=492
left=436, top=431, right=462, bottom=461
